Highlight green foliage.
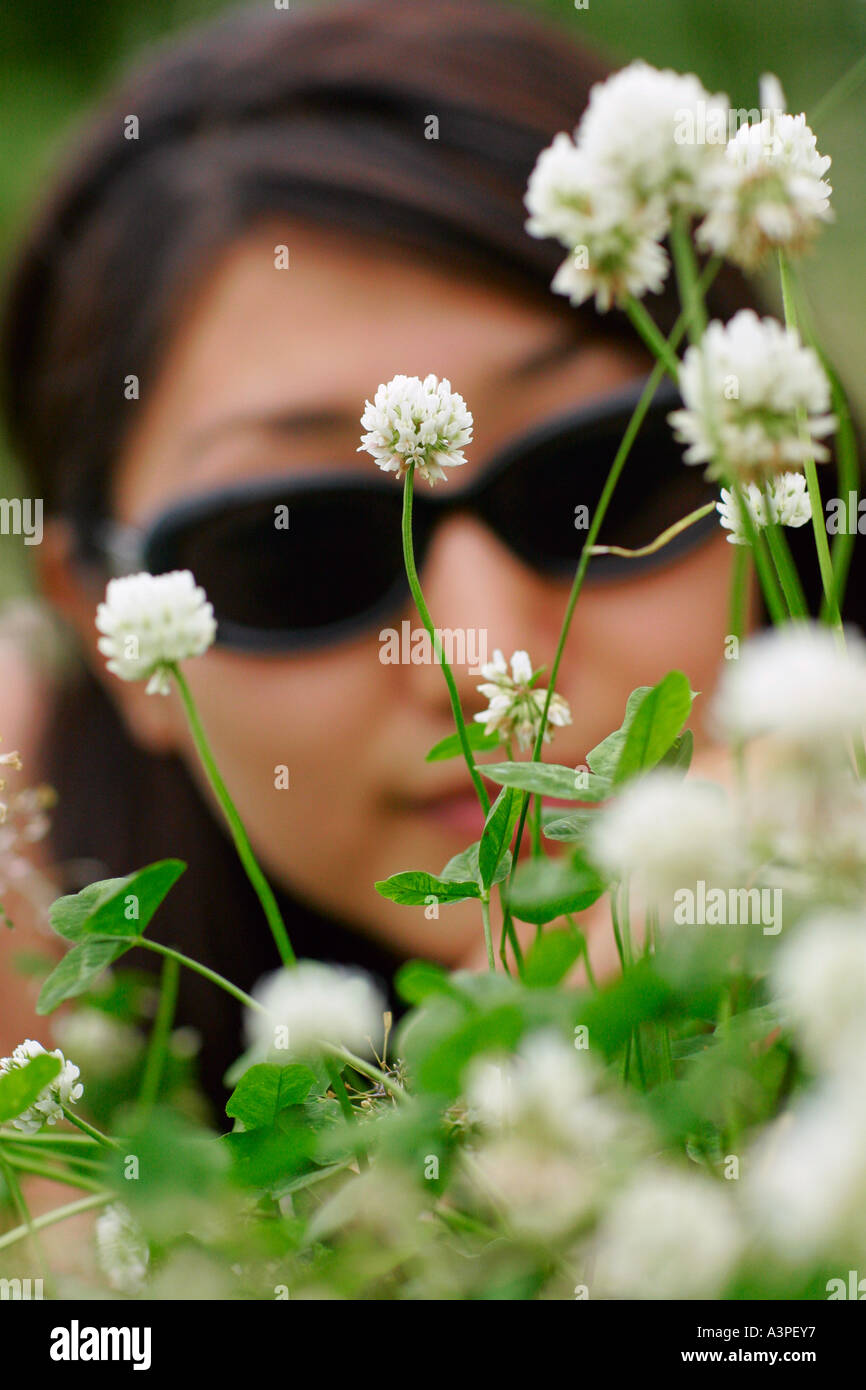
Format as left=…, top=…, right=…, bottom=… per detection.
left=509, top=851, right=607, bottom=926
left=425, top=725, right=502, bottom=761
left=0, top=1051, right=61, bottom=1122
left=37, top=861, right=186, bottom=1013
left=226, top=1064, right=316, bottom=1130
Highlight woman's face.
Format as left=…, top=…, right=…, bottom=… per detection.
left=75, top=220, right=736, bottom=964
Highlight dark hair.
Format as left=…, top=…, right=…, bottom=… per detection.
left=1, top=0, right=836, bottom=1112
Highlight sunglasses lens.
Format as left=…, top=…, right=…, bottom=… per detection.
left=149, top=486, right=407, bottom=644
left=483, top=398, right=716, bottom=577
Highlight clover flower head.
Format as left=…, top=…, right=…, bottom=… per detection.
left=744, top=1073, right=866, bottom=1259
left=589, top=769, right=741, bottom=907
left=525, top=133, right=670, bottom=312
left=95, top=1202, right=150, bottom=1296
left=246, top=960, right=385, bottom=1058
left=466, top=1031, right=625, bottom=1156
left=668, top=310, right=835, bottom=480
left=358, top=374, right=473, bottom=485
left=717, top=471, right=811, bottom=544
left=771, top=912, right=866, bottom=1075
left=576, top=60, right=730, bottom=211
left=474, top=648, right=571, bottom=752
left=96, top=570, right=216, bottom=696
left=697, top=107, right=832, bottom=269
left=712, top=622, right=866, bottom=748
left=593, top=1165, right=741, bottom=1299
left=0, top=1038, right=84, bottom=1134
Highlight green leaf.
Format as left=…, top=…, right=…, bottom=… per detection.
left=509, top=852, right=606, bottom=926
left=586, top=686, right=652, bottom=778
left=49, top=860, right=187, bottom=943
left=478, top=787, right=520, bottom=890
left=523, top=928, right=583, bottom=988
left=658, top=729, right=694, bottom=775
left=613, top=671, right=695, bottom=785
left=542, top=810, right=596, bottom=843
left=225, top=1063, right=315, bottom=1130
left=483, top=762, right=610, bottom=802
left=375, top=870, right=480, bottom=906
left=37, top=938, right=136, bottom=1014
left=425, top=725, right=503, bottom=762
left=441, top=842, right=511, bottom=891
left=0, top=1052, right=62, bottom=1123
left=395, top=960, right=468, bottom=1007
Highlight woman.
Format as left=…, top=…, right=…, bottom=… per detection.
left=0, top=0, right=815, bottom=1110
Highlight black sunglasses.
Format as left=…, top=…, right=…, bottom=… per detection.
left=84, top=377, right=718, bottom=652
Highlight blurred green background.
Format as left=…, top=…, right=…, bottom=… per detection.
left=1, top=0, right=864, bottom=598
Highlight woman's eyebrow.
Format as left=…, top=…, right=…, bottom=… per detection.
left=185, top=405, right=357, bottom=459
left=185, top=338, right=584, bottom=460
left=504, top=331, right=586, bottom=382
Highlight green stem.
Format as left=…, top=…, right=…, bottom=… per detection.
left=794, top=289, right=859, bottom=616
left=0, top=1191, right=113, bottom=1253
left=609, top=888, right=626, bottom=972
left=777, top=253, right=843, bottom=633
left=480, top=895, right=495, bottom=972
left=1, top=1152, right=105, bottom=1192
left=624, top=296, right=681, bottom=382
left=138, top=953, right=180, bottom=1111
left=401, top=466, right=490, bottom=814
left=565, top=913, right=597, bottom=990
left=503, top=258, right=722, bottom=941
left=172, top=666, right=296, bottom=966
left=763, top=521, right=809, bottom=619
left=727, top=541, right=750, bottom=645
left=0, top=1148, right=53, bottom=1289
left=60, top=1107, right=120, bottom=1151
left=115, top=934, right=263, bottom=1014
left=531, top=795, right=543, bottom=857
left=729, top=480, right=788, bottom=626
left=669, top=212, right=707, bottom=341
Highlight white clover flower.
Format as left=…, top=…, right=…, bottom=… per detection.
left=593, top=1165, right=742, bottom=1299
left=576, top=61, right=730, bottom=211
left=525, top=133, right=670, bottom=312
left=245, top=960, right=385, bottom=1059
left=717, top=471, right=811, bottom=544
left=744, top=1074, right=866, bottom=1260
left=95, top=1202, right=150, bottom=1296
left=669, top=310, right=835, bottom=481
left=0, top=1038, right=84, bottom=1134
left=358, top=374, right=473, bottom=486
left=465, top=1031, right=625, bottom=1153
left=589, top=770, right=742, bottom=908
left=467, top=1137, right=599, bottom=1240
left=474, top=648, right=571, bottom=752
left=712, top=623, right=866, bottom=748
left=770, top=912, right=866, bottom=1074
left=96, top=570, right=216, bottom=696
left=697, top=111, right=832, bottom=269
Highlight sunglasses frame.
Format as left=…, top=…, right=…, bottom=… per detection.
left=89, top=375, right=720, bottom=652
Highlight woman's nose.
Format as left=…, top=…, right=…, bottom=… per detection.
left=400, top=511, right=565, bottom=710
